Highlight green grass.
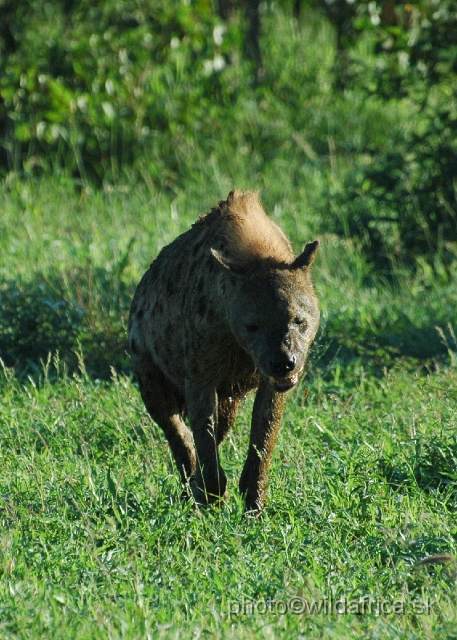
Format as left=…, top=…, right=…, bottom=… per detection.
left=2, top=177, right=456, bottom=379
left=1, top=178, right=457, bottom=638
left=1, top=179, right=457, bottom=639
left=1, top=355, right=456, bottom=638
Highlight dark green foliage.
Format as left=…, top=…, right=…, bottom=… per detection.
left=0, top=270, right=131, bottom=379
left=1, top=0, right=455, bottom=271
left=321, top=1, right=457, bottom=270
left=366, top=0, right=457, bottom=97
left=329, top=107, right=457, bottom=271
left=0, top=0, right=243, bottom=182
left=0, top=278, right=83, bottom=372
left=1, top=0, right=456, bottom=269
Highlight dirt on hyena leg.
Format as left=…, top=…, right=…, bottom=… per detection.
left=136, top=361, right=196, bottom=486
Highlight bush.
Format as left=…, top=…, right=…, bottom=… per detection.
left=0, top=269, right=131, bottom=379
left=331, top=106, right=457, bottom=272
left=0, top=278, right=83, bottom=373
left=325, top=0, right=457, bottom=270
left=0, top=0, right=244, bottom=183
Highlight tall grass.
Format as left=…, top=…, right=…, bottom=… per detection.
left=2, top=174, right=456, bottom=379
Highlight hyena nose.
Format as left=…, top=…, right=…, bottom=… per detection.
left=270, top=353, right=296, bottom=377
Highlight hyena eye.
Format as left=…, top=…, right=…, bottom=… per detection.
left=246, top=323, right=259, bottom=333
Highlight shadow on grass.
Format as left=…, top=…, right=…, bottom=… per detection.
left=378, top=434, right=457, bottom=498
left=0, top=270, right=132, bottom=380
left=311, top=309, right=455, bottom=384
left=0, top=270, right=454, bottom=383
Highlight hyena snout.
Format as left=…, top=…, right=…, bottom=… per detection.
left=269, top=352, right=297, bottom=377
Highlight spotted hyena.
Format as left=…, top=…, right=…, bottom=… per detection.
left=128, top=189, right=319, bottom=513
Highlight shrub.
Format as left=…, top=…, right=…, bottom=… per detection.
left=0, top=0, right=243, bottom=183
left=325, top=0, right=457, bottom=270
left=0, top=278, right=83, bottom=373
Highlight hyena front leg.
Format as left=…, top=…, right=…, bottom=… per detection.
left=185, top=380, right=228, bottom=505
left=239, top=378, right=288, bottom=514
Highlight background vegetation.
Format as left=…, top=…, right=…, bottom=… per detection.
left=0, top=0, right=456, bottom=638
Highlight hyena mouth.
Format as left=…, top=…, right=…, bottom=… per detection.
left=267, top=372, right=300, bottom=392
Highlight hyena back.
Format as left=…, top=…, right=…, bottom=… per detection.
left=128, top=189, right=319, bottom=513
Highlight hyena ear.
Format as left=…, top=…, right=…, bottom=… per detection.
left=292, top=240, right=319, bottom=270
left=210, top=248, right=246, bottom=275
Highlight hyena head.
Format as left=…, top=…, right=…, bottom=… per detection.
left=212, top=241, right=320, bottom=392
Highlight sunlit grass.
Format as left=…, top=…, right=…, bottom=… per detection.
left=0, top=357, right=456, bottom=638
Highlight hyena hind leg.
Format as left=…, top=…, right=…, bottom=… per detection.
left=217, top=394, right=243, bottom=445
left=135, top=360, right=196, bottom=485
